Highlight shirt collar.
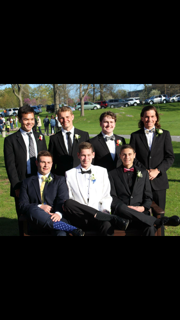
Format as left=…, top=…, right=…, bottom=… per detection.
left=80, top=165, right=92, bottom=172
left=101, top=131, right=114, bottom=138
left=20, top=128, right=33, bottom=135
left=37, top=172, right=50, bottom=179
left=144, top=126, right=155, bottom=132
left=61, top=126, right=74, bottom=135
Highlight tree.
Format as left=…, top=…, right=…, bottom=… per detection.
left=78, top=84, right=92, bottom=116
left=11, top=84, right=23, bottom=107
left=53, top=84, right=59, bottom=114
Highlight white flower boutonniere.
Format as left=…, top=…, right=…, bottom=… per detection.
left=45, top=176, right=53, bottom=184
left=116, top=139, right=123, bottom=146
left=156, top=129, right=163, bottom=137
left=38, top=135, right=43, bottom=141
left=90, top=174, right=96, bottom=184
left=137, top=170, right=143, bottom=180
left=75, top=134, right=81, bottom=140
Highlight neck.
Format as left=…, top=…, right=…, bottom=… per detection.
left=123, top=163, right=133, bottom=169
left=81, top=165, right=91, bottom=170
left=102, top=131, right=113, bottom=136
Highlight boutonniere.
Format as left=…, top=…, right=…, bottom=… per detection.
left=137, top=170, right=143, bottom=180
left=75, top=134, right=81, bottom=141
left=156, top=129, right=163, bottom=137
left=45, top=176, right=53, bottom=184
left=90, top=174, right=96, bottom=184
left=116, top=139, right=123, bottom=146
left=38, top=135, right=43, bottom=141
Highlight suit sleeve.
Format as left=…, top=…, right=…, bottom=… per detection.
left=53, top=176, right=69, bottom=212
left=65, top=172, right=74, bottom=199
left=157, top=131, right=174, bottom=174
left=4, top=137, right=21, bottom=191
left=99, top=169, right=112, bottom=212
left=48, top=137, right=56, bottom=173
left=108, top=172, right=124, bottom=213
left=141, top=170, right=153, bottom=210
left=19, top=180, right=37, bottom=215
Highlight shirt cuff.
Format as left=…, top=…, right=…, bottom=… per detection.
left=55, top=211, right=63, bottom=219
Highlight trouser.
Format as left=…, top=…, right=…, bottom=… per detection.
left=115, top=203, right=157, bottom=236
left=64, top=199, right=114, bottom=236
left=44, top=126, right=49, bottom=135
left=152, top=189, right=166, bottom=236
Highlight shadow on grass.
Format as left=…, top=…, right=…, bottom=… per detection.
left=0, top=217, right=19, bottom=236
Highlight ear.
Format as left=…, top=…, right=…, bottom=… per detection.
left=35, top=160, right=38, bottom=167
left=77, top=152, right=80, bottom=159
left=92, top=152, right=95, bottom=159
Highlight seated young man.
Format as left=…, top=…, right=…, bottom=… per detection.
left=109, top=144, right=180, bottom=236
left=64, top=142, right=129, bottom=236
left=19, top=150, right=84, bottom=236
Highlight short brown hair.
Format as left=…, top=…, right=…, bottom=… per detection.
left=138, top=105, right=161, bottom=129
left=78, top=142, right=94, bottom=153
left=99, top=111, right=117, bottom=123
left=120, top=144, right=135, bottom=154
left=37, top=150, right=53, bottom=162
left=58, top=106, right=73, bottom=116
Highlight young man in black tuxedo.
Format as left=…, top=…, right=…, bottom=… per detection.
left=109, top=145, right=180, bottom=236
left=130, top=105, right=174, bottom=212
left=19, top=151, right=84, bottom=236
left=90, top=111, right=126, bottom=172
left=49, top=106, right=90, bottom=176
left=4, top=104, right=47, bottom=236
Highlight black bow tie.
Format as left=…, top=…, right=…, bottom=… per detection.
left=81, top=169, right=91, bottom=174
left=105, top=135, right=115, bottom=141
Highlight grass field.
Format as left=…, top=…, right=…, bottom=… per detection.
left=0, top=103, right=180, bottom=236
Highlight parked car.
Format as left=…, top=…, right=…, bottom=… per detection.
left=46, top=104, right=75, bottom=113
left=124, top=97, right=141, bottom=106
left=107, top=99, right=127, bottom=108
left=13, top=108, right=19, bottom=115
left=95, top=101, right=108, bottom=108
left=145, top=94, right=169, bottom=104
left=169, top=94, right=180, bottom=102
left=30, top=105, right=41, bottom=114
left=75, top=101, right=101, bottom=110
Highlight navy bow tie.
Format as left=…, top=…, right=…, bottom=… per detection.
left=145, top=128, right=155, bottom=134
left=105, top=135, right=115, bottom=141
left=81, top=169, right=91, bottom=174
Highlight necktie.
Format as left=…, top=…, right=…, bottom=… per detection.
left=124, top=167, right=134, bottom=172
left=145, top=128, right=155, bottom=134
left=40, top=176, right=46, bottom=204
left=105, top=135, right=115, bottom=141
left=27, top=132, right=36, bottom=174
left=81, top=169, right=91, bottom=174
left=66, top=132, right=72, bottom=155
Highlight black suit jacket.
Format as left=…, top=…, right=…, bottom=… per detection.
left=109, top=165, right=152, bottom=214
left=4, top=130, right=47, bottom=197
left=19, top=173, right=69, bottom=216
left=90, top=132, right=126, bottom=172
left=48, top=128, right=90, bottom=176
left=130, top=128, right=174, bottom=191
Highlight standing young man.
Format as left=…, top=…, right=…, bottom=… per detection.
left=130, top=105, right=174, bottom=212
left=64, top=142, right=129, bottom=236
left=49, top=106, right=90, bottom=176
left=109, top=145, right=180, bottom=236
left=4, top=104, right=47, bottom=235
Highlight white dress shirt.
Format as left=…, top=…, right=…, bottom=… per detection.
left=61, top=126, right=74, bottom=153
left=102, top=131, right=116, bottom=160
left=144, top=126, right=155, bottom=150
left=20, top=128, right=38, bottom=174
left=37, top=172, right=62, bottom=219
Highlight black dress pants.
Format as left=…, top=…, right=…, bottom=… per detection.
left=64, top=199, right=114, bottom=236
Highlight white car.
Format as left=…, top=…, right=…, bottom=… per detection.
left=169, top=94, right=180, bottom=102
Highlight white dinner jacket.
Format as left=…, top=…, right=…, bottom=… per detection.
left=65, top=164, right=112, bottom=212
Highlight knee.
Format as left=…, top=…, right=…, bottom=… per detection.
left=64, top=199, right=75, bottom=210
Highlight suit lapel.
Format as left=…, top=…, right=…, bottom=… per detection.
left=72, top=128, right=79, bottom=157
left=43, top=173, right=54, bottom=201
left=98, top=133, right=110, bottom=153
left=57, top=131, right=68, bottom=154
left=117, top=166, right=131, bottom=195
left=32, top=176, right=41, bottom=203
left=16, top=130, right=27, bottom=155
left=139, top=129, right=149, bottom=151
left=114, top=134, right=122, bottom=161
left=76, top=165, right=88, bottom=204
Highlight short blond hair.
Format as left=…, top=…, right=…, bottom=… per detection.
left=58, top=106, right=73, bottom=116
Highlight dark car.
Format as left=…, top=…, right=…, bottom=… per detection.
left=30, top=106, right=41, bottom=114
left=95, top=101, right=108, bottom=108
left=107, top=99, right=127, bottom=108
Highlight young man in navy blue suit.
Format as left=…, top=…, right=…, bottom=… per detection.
left=19, top=151, right=84, bottom=236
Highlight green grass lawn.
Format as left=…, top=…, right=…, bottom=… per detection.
left=0, top=103, right=180, bottom=236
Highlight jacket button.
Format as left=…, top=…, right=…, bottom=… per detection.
left=131, top=196, right=133, bottom=198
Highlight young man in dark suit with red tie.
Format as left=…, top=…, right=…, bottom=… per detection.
left=109, top=145, right=180, bottom=236
left=4, top=105, right=47, bottom=236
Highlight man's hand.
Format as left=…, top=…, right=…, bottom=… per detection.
left=128, top=206, right=145, bottom=212
left=40, top=204, right=52, bottom=214
left=148, top=168, right=159, bottom=180
left=49, top=213, right=61, bottom=222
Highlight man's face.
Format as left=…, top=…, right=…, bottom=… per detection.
left=77, top=148, right=95, bottom=170
left=58, top=111, right=74, bottom=131
left=18, top=112, right=35, bottom=132
left=36, top=156, right=53, bottom=175
left=141, top=110, right=157, bottom=130
left=120, top=148, right=136, bottom=169
left=100, top=116, right=116, bottom=136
